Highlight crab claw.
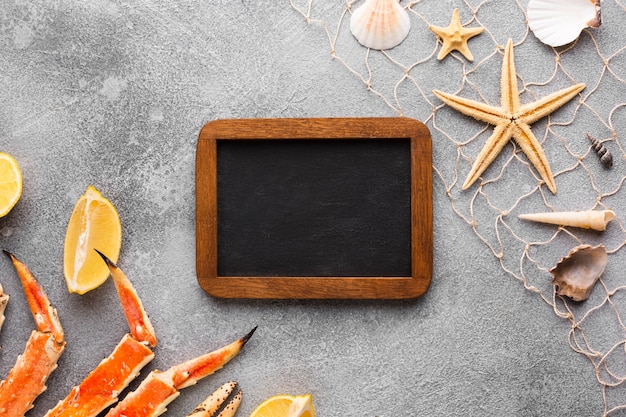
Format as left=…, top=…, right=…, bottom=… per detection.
left=45, top=252, right=157, bottom=417
left=4, top=250, right=63, bottom=343
left=186, top=381, right=242, bottom=417
left=105, top=327, right=256, bottom=417
left=0, top=251, right=65, bottom=417
left=170, top=327, right=256, bottom=389
left=95, top=249, right=157, bottom=347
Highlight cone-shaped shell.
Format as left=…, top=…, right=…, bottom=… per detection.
left=519, top=210, right=615, bottom=231
left=527, top=0, right=601, bottom=47
left=550, top=244, right=607, bottom=301
left=350, top=0, right=410, bottom=50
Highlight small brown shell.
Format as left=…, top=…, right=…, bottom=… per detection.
left=549, top=244, right=608, bottom=302
left=587, top=133, right=613, bottom=168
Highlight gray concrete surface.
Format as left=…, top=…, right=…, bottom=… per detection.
left=1, top=0, right=625, bottom=416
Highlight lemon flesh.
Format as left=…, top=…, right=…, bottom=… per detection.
left=0, top=152, right=22, bottom=218
left=63, top=185, right=122, bottom=294
left=249, top=394, right=315, bottom=417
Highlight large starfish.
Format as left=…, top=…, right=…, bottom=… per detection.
left=433, top=39, right=585, bottom=194
left=429, top=8, right=483, bottom=62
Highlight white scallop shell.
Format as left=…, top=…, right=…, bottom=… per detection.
left=527, top=0, right=601, bottom=47
left=350, top=0, right=411, bottom=50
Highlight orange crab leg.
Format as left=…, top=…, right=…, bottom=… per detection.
left=0, top=251, right=66, bottom=417
left=105, top=327, right=256, bottom=417
left=45, top=251, right=157, bottom=417
left=96, top=249, right=156, bottom=347
left=0, top=283, right=8, bottom=333
left=45, top=334, right=154, bottom=417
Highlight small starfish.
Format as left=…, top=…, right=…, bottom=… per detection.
left=433, top=39, right=585, bottom=194
left=429, top=8, right=484, bottom=61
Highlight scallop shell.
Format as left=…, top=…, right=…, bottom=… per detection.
left=527, top=0, right=601, bottom=47
left=550, top=244, right=607, bottom=302
left=350, top=0, right=411, bottom=50
left=518, top=210, right=615, bottom=231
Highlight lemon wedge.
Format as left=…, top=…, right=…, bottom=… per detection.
left=0, top=152, right=22, bottom=218
left=249, top=394, right=315, bottom=417
left=63, top=185, right=122, bottom=294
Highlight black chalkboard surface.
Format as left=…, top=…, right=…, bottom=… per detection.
left=196, top=118, right=432, bottom=299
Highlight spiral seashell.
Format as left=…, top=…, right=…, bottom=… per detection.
left=550, top=244, right=607, bottom=302
left=350, top=0, right=411, bottom=50
left=519, top=210, right=615, bottom=231
left=587, top=133, right=613, bottom=168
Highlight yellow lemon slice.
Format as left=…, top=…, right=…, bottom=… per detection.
left=63, top=185, right=122, bottom=294
left=249, top=394, right=315, bottom=417
left=0, top=152, right=22, bottom=218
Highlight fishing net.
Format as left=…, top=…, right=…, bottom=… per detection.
left=289, top=0, right=626, bottom=414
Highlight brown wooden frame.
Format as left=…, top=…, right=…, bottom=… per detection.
left=196, top=117, right=432, bottom=299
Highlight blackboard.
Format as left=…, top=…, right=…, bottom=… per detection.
left=196, top=118, right=432, bottom=299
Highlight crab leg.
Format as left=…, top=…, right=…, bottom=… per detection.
left=105, top=327, right=256, bottom=417
left=45, top=251, right=157, bottom=417
left=186, top=381, right=242, bottom=417
left=0, top=282, right=8, bottom=333
left=0, top=251, right=66, bottom=417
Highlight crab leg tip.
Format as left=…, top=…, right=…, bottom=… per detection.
left=242, top=326, right=257, bottom=345
left=94, top=248, right=116, bottom=267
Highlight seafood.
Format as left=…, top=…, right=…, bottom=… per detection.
left=527, top=0, right=601, bottom=47
left=587, top=133, right=613, bottom=168
left=0, top=251, right=66, bottom=417
left=45, top=250, right=157, bottom=417
left=518, top=209, right=615, bottom=231
left=550, top=244, right=608, bottom=301
left=105, top=328, right=255, bottom=417
left=350, top=0, right=410, bottom=50
left=186, top=381, right=242, bottom=417
left=1, top=250, right=255, bottom=416
left=0, top=282, right=7, bottom=332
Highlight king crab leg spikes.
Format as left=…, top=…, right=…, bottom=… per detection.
left=0, top=251, right=66, bottom=417
left=45, top=250, right=157, bottom=417
left=105, top=327, right=256, bottom=417
left=186, top=381, right=243, bottom=417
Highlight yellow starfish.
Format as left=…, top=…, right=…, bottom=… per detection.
left=433, top=39, right=585, bottom=194
left=429, top=8, right=483, bottom=61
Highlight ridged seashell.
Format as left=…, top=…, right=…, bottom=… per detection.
left=527, top=0, right=601, bottom=47
left=587, top=133, right=613, bottom=168
left=519, top=210, right=615, bottom=231
left=350, top=0, right=411, bottom=50
left=549, top=244, right=607, bottom=301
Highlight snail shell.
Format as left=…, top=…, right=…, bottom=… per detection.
left=587, top=133, right=613, bottom=168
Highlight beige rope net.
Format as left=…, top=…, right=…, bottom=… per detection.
left=289, top=0, right=626, bottom=414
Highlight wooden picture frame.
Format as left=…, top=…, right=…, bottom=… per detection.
left=196, top=117, right=432, bottom=299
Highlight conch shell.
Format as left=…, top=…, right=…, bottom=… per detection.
left=518, top=210, right=615, bottom=231
left=350, top=0, right=411, bottom=50
left=549, top=244, right=607, bottom=301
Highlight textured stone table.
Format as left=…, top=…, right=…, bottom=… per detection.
left=1, top=1, right=625, bottom=416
